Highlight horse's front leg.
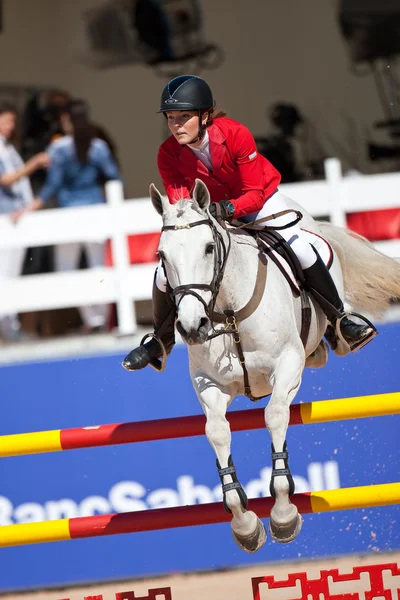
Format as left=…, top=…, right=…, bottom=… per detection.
left=265, top=349, right=305, bottom=544
left=192, top=373, right=267, bottom=554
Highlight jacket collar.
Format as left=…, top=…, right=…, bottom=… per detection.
left=177, top=121, right=226, bottom=173
left=208, top=121, right=226, bottom=171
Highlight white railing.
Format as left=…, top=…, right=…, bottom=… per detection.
left=1, top=158, right=399, bottom=335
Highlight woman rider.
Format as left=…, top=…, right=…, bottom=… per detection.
left=123, top=75, right=375, bottom=371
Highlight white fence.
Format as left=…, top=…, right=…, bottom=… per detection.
left=1, top=158, right=399, bottom=335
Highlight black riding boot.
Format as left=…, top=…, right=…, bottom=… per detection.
left=122, top=278, right=176, bottom=372
left=303, top=253, right=377, bottom=352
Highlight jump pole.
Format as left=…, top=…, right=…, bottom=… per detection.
left=0, top=392, right=398, bottom=458
left=1, top=482, right=399, bottom=548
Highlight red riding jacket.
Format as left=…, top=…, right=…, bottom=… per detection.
left=157, top=117, right=281, bottom=219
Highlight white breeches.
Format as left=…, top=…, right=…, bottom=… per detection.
left=155, top=191, right=319, bottom=292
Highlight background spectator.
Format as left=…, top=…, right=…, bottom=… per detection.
left=0, top=102, right=50, bottom=342
left=11, top=99, right=121, bottom=334
left=255, top=102, right=326, bottom=183
left=19, top=89, right=72, bottom=285
left=20, top=90, right=120, bottom=281
left=21, top=89, right=72, bottom=187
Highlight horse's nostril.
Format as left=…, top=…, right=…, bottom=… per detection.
left=199, top=317, right=209, bottom=330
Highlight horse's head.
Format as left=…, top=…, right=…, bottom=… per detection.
left=151, top=179, right=224, bottom=346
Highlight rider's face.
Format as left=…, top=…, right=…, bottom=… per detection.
left=166, top=111, right=207, bottom=145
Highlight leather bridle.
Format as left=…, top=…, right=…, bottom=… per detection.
left=161, top=213, right=231, bottom=329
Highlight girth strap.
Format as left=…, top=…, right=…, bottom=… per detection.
left=224, top=310, right=256, bottom=400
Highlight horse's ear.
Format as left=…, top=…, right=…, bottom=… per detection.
left=150, top=183, right=169, bottom=216
left=193, top=179, right=210, bottom=211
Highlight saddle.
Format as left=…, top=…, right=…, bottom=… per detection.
left=210, top=203, right=334, bottom=350
left=257, top=229, right=333, bottom=295
left=239, top=225, right=333, bottom=348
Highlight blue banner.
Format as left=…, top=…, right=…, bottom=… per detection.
left=0, top=322, right=399, bottom=591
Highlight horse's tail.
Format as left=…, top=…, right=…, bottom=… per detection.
left=318, top=222, right=400, bottom=317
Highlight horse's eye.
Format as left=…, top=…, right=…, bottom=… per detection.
left=158, top=250, right=167, bottom=262
left=205, top=243, right=215, bottom=255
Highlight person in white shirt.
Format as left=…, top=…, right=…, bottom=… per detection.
left=0, top=102, right=49, bottom=342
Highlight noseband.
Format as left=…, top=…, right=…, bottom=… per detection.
left=161, top=216, right=231, bottom=323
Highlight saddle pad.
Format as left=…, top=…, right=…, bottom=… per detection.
left=260, top=229, right=333, bottom=293
left=303, top=229, right=333, bottom=269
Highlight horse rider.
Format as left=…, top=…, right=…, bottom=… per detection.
left=123, top=75, right=376, bottom=372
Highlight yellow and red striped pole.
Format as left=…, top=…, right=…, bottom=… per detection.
left=0, top=392, right=398, bottom=458
left=0, top=482, right=399, bottom=548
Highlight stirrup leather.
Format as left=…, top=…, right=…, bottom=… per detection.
left=140, top=333, right=168, bottom=372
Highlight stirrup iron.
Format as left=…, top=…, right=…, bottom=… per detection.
left=140, top=333, right=168, bottom=372
left=335, top=311, right=378, bottom=353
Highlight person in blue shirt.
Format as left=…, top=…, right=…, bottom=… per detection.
left=12, top=99, right=121, bottom=333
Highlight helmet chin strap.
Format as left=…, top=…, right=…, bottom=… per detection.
left=187, top=110, right=206, bottom=145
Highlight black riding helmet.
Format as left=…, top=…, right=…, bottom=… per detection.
left=159, top=75, right=214, bottom=143
left=159, top=75, right=214, bottom=112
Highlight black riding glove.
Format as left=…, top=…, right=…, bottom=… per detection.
left=209, top=200, right=235, bottom=221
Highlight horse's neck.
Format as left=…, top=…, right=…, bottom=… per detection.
left=214, top=228, right=259, bottom=314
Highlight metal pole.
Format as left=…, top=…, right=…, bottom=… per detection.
left=0, top=483, right=399, bottom=547
left=0, top=393, right=398, bottom=458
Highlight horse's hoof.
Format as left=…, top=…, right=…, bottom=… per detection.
left=269, top=512, right=303, bottom=544
left=232, top=517, right=267, bottom=554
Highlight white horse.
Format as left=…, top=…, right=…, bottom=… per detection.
left=150, top=179, right=400, bottom=553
